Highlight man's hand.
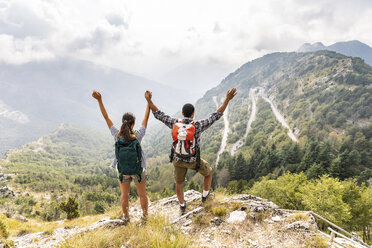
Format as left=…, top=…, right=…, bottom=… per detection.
left=226, top=88, right=237, bottom=101
left=145, top=90, right=152, bottom=101
left=92, top=90, right=102, bottom=101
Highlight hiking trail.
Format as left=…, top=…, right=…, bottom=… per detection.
left=213, top=96, right=229, bottom=165
left=230, top=88, right=257, bottom=155
left=260, top=94, right=299, bottom=142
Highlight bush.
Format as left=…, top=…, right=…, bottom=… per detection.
left=94, top=201, right=106, bottom=214
left=60, top=197, right=80, bottom=220
left=210, top=206, right=227, bottom=216
left=0, top=220, right=9, bottom=238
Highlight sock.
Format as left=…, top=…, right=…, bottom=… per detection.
left=180, top=202, right=186, bottom=207
left=202, top=190, right=209, bottom=197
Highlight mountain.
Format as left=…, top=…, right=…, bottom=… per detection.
left=0, top=58, right=191, bottom=155
left=143, top=50, right=372, bottom=183
left=298, top=40, right=372, bottom=65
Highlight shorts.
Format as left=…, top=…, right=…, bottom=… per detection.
left=119, top=171, right=146, bottom=184
left=172, top=158, right=211, bottom=184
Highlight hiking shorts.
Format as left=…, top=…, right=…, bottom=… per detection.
left=172, top=158, right=211, bottom=184
left=120, top=171, right=147, bottom=184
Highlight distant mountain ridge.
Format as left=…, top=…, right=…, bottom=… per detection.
left=144, top=50, right=372, bottom=171
left=0, top=58, right=190, bottom=156
left=298, top=40, right=372, bottom=65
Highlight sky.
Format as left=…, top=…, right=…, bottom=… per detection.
left=1, top=0, right=372, bottom=97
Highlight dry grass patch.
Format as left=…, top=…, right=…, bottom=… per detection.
left=305, top=235, right=329, bottom=248
left=210, top=206, right=227, bottom=217
left=192, top=215, right=211, bottom=226
left=59, top=215, right=191, bottom=248
left=0, top=213, right=106, bottom=238
left=287, top=213, right=309, bottom=223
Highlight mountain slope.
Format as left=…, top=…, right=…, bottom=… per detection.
left=143, top=50, right=372, bottom=185
left=0, top=58, right=190, bottom=155
left=298, top=40, right=372, bottom=66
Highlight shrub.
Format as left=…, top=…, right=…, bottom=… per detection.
left=0, top=220, right=9, bottom=238
left=210, top=206, right=227, bottom=217
left=60, top=197, right=80, bottom=220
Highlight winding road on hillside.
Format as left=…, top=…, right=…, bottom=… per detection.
left=260, top=95, right=299, bottom=143
left=213, top=96, right=230, bottom=165
left=230, top=88, right=257, bottom=155
left=214, top=87, right=298, bottom=161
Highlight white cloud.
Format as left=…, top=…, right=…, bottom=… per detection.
left=0, top=0, right=371, bottom=95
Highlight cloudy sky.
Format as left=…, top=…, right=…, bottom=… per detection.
left=1, top=0, right=372, bottom=97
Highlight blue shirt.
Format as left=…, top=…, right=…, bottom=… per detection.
left=110, top=125, right=147, bottom=170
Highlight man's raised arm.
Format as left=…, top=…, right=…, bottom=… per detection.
left=217, top=88, right=237, bottom=114
left=198, top=88, right=237, bottom=133
left=145, top=90, right=177, bottom=129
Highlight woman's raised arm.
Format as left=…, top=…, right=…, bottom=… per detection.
left=92, top=90, right=114, bottom=128
left=141, top=103, right=150, bottom=128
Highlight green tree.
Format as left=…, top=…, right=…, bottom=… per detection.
left=250, top=172, right=307, bottom=209
left=60, top=197, right=80, bottom=220
left=300, top=175, right=351, bottom=225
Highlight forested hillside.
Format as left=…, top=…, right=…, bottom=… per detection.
left=143, top=50, right=372, bottom=188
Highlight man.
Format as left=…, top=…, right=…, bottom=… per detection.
left=145, top=88, right=237, bottom=214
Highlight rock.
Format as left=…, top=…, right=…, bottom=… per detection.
left=88, top=218, right=126, bottom=230
left=283, top=221, right=310, bottom=232
left=271, top=216, right=281, bottom=222
left=171, top=207, right=203, bottom=224
left=0, top=186, right=15, bottom=198
left=15, top=215, right=28, bottom=222
left=223, top=194, right=279, bottom=214
left=226, top=211, right=247, bottom=223
left=211, top=217, right=224, bottom=226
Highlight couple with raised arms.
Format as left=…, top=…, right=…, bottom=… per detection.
left=92, top=88, right=237, bottom=222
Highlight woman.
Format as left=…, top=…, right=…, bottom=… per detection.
left=92, top=90, right=149, bottom=223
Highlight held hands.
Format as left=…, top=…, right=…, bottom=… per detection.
left=226, top=88, right=237, bottom=101
left=92, top=90, right=102, bottom=101
left=145, top=90, right=152, bottom=101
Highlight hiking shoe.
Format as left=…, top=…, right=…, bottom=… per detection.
left=202, top=192, right=213, bottom=203
left=180, top=202, right=187, bottom=215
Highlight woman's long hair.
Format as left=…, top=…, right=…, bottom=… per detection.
left=117, top=112, right=136, bottom=141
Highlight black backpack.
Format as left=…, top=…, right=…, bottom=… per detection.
left=115, top=137, right=142, bottom=179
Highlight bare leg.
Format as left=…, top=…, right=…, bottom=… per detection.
left=135, top=180, right=148, bottom=216
left=120, top=182, right=131, bottom=218
left=176, top=183, right=184, bottom=204
left=203, top=167, right=213, bottom=191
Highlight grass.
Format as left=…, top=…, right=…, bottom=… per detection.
left=0, top=212, right=106, bottom=238
left=210, top=206, right=227, bottom=217
left=305, top=235, right=329, bottom=248
left=192, top=215, right=210, bottom=226
left=287, top=213, right=309, bottom=223
left=59, top=215, right=191, bottom=248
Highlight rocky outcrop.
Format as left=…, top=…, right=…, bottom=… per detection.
left=9, top=190, right=366, bottom=248
left=0, top=186, right=15, bottom=198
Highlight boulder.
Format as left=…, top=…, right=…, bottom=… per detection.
left=226, top=211, right=247, bottom=223
left=0, top=186, right=15, bottom=198
left=283, top=221, right=310, bottom=232
left=15, top=215, right=28, bottom=222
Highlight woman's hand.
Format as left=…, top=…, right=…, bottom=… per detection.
left=145, top=91, right=152, bottom=101
left=92, top=90, right=102, bottom=100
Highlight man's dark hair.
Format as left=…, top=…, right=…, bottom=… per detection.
left=182, top=103, right=195, bottom=118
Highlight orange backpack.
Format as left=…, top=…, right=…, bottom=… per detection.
left=172, top=119, right=196, bottom=157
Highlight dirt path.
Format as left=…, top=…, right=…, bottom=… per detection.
left=213, top=96, right=229, bottom=165
left=261, top=95, right=298, bottom=142
left=230, top=88, right=257, bottom=155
